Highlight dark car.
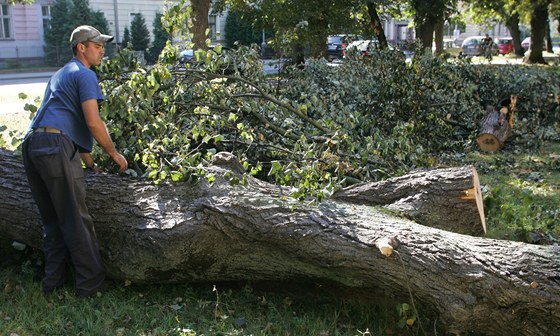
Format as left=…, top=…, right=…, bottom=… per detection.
left=179, top=49, right=194, bottom=64
left=326, top=34, right=359, bottom=61
left=461, top=36, right=498, bottom=57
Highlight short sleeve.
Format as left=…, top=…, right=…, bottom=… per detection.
left=78, top=70, right=104, bottom=104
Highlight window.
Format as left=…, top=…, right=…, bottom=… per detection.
left=0, top=3, right=11, bottom=39
left=208, top=14, right=216, bottom=39
left=42, top=5, right=51, bottom=33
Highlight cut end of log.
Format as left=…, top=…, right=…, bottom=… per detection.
left=374, top=237, right=398, bottom=257
left=476, top=133, right=501, bottom=152
left=470, top=167, right=487, bottom=235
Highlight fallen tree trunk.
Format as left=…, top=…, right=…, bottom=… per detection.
left=476, top=96, right=517, bottom=152
left=1, top=148, right=559, bottom=335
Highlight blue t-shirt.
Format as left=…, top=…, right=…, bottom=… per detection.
left=31, top=58, right=104, bottom=152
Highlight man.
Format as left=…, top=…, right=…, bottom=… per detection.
left=482, top=33, right=494, bottom=61
left=22, top=25, right=128, bottom=298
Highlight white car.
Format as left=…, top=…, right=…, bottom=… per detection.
left=345, top=39, right=400, bottom=56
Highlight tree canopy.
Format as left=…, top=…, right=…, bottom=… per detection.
left=130, top=13, right=150, bottom=52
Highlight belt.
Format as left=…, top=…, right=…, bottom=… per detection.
left=34, top=126, right=62, bottom=134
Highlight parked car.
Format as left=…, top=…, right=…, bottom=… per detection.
left=345, top=39, right=404, bottom=59
left=179, top=49, right=195, bottom=64
left=496, top=37, right=513, bottom=55
left=326, top=34, right=360, bottom=61
left=178, top=45, right=228, bottom=65
left=461, top=36, right=499, bottom=57
left=521, top=37, right=548, bottom=51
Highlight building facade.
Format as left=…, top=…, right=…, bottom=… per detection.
left=0, top=0, right=51, bottom=67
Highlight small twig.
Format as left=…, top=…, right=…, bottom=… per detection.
left=395, top=250, right=426, bottom=335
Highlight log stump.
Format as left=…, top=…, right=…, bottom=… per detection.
left=476, top=96, right=517, bottom=152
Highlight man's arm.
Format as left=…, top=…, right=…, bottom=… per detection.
left=82, top=99, right=128, bottom=172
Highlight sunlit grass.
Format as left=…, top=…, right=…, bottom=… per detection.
left=1, top=253, right=402, bottom=336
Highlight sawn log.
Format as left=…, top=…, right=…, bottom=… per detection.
left=1, top=148, right=559, bottom=335
left=476, top=96, right=517, bottom=152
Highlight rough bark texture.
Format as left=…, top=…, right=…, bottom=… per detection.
left=366, top=0, right=388, bottom=50
left=505, top=13, right=524, bottom=56
left=332, top=165, right=486, bottom=235
left=191, top=0, right=211, bottom=50
left=1, top=148, right=560, bottom=335
left=525, top=3, right=548, bottom=64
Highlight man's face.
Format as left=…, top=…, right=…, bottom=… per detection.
left=80, top=41, right=105, bottom=67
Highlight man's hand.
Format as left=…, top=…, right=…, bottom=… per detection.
left=112, top=152, right=128, bottom=173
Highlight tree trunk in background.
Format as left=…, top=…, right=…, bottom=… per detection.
left=1, top=148, right=559, bottom=335
left=191, top=0, right=211, bottom=50
left=415, top=16, right=436, bottom=51
left=366, top=0, right=388, bottom=50
left=525, top=3, right=548, bottom=64
left=505, top=13, right=524, bottom=56
left=433, top=18, right=444, bottom=55
left=545, top=17, right=553, bottom=53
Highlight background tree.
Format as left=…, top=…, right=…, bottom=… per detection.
left=464, top=0, right=526, bottom=56
left=43, top=0, right=72, bottom=66
left=130, top=13, right=150, bottom=52
left=121, top=27, right=131, bottom=49
left=224, top=9, right=264, bottom=48
left=147, top=13, right=170, bottom=64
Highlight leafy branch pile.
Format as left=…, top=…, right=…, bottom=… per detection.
left=93, top=46, right=560, bottom=202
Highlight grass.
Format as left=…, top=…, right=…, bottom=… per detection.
left=1, top=81, right=559, bottom=335
left=1, top=250, right=403, bottom=336
left=467, top=141, right=560, bottom=243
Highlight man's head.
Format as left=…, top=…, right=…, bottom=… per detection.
left=70, top=25, right=113, bottom=67
left=70, top=25, right=113, bottom=48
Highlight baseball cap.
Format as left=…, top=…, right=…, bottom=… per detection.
left=70, top=25, right=113, bottom=47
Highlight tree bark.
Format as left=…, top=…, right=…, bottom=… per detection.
left=1, top=148, right=559, bottom=335
left=545, top=17, right=553, bottom=53
left=433, top=17, right=444, bottom=56
left=525, top=3, right=548, bottom=64
left=191, top=0, right=211, bottom=50
left=332, top=165, right=486, bottom=235
left=505, top=13, right=524, bottom=57
left=366, top=0, right=388, bottom=50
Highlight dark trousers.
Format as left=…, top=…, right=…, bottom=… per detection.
left=22, top=132, right=105, bottom=297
